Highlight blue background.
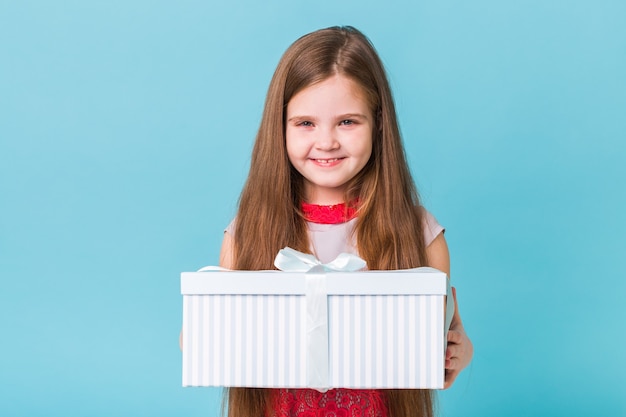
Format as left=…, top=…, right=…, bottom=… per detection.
left=1, top=1, right=624, bottom=416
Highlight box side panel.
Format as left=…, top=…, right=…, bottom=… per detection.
left=182, top=294, right=307, bottom=388
left=328, top=295, right=445, bottom=389
left=182, top=295, right=190, bottom=385
left=431, top=296, right=444, bottom=388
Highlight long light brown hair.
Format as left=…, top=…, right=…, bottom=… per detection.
left=229, top=26, right=433, bottom=417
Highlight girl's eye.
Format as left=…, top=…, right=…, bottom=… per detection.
left=298, top=121, right=313, bottom=127
left=340, top=119, right=354, bottom=126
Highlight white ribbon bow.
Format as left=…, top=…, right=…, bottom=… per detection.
left=274, top=247, right=366, bottom=273
left=273, top=247, right=366, bottom=392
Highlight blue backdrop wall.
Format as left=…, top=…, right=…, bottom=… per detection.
left=1, top=1, right=624, bottom=416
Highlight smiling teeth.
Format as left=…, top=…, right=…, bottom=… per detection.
left=315, top=158, right=339, bottom=163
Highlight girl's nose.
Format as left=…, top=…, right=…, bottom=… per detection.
left=314, top=129, right=339, bottom=150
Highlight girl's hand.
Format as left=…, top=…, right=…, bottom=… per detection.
left=444, top=286, right=473, bottom=389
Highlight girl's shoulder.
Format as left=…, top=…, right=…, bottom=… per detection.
left=225, top=218, right=236, bottom=235
left=421, top=207, right=445, bottom=247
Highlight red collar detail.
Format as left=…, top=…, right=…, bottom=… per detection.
left=301, top=200, right=359, bottom=224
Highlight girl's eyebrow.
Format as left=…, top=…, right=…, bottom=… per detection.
left=287, top=113, right=369, bottom=122
left=287, top=115, right=316, bottom=123
left=337, top=113, right=368, bottom=120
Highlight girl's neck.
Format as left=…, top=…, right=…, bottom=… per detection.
left=303, top=198, right=345, bottom=206
left=302, top=186, right=347, bottom=206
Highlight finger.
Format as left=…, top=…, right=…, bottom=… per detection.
left=446, top=344, right=459, bottom=361
left=447, top=329, right=463, bottom=344
left=446, top=356, right=460, bottom=371
left=444, top=368, right=459, bottom=389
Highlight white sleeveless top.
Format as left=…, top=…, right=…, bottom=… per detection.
left=226, top=210, right=444, bottom=264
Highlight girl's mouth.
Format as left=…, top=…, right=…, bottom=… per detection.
left=311, top=158, right=344, bottom=167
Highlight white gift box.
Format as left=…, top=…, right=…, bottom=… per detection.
left=181, top=266, right=452, bottom=390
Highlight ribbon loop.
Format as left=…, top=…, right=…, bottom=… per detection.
left=274, top=247, right=366, bottom=273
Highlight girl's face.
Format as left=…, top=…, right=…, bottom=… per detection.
left=285, top=74, right=373, bottom=205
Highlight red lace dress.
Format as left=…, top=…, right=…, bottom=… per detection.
left=270, top=201, right=389, bottom=417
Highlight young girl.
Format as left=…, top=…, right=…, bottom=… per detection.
left=219, top=26, right=472, bottom=417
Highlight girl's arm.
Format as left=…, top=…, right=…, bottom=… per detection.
left=425, top=233, right=473, bottom=389
left=219, top=231, right=235, bottom=269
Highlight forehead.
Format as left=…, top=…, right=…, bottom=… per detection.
left=287, top=75, right=370, bottom=114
